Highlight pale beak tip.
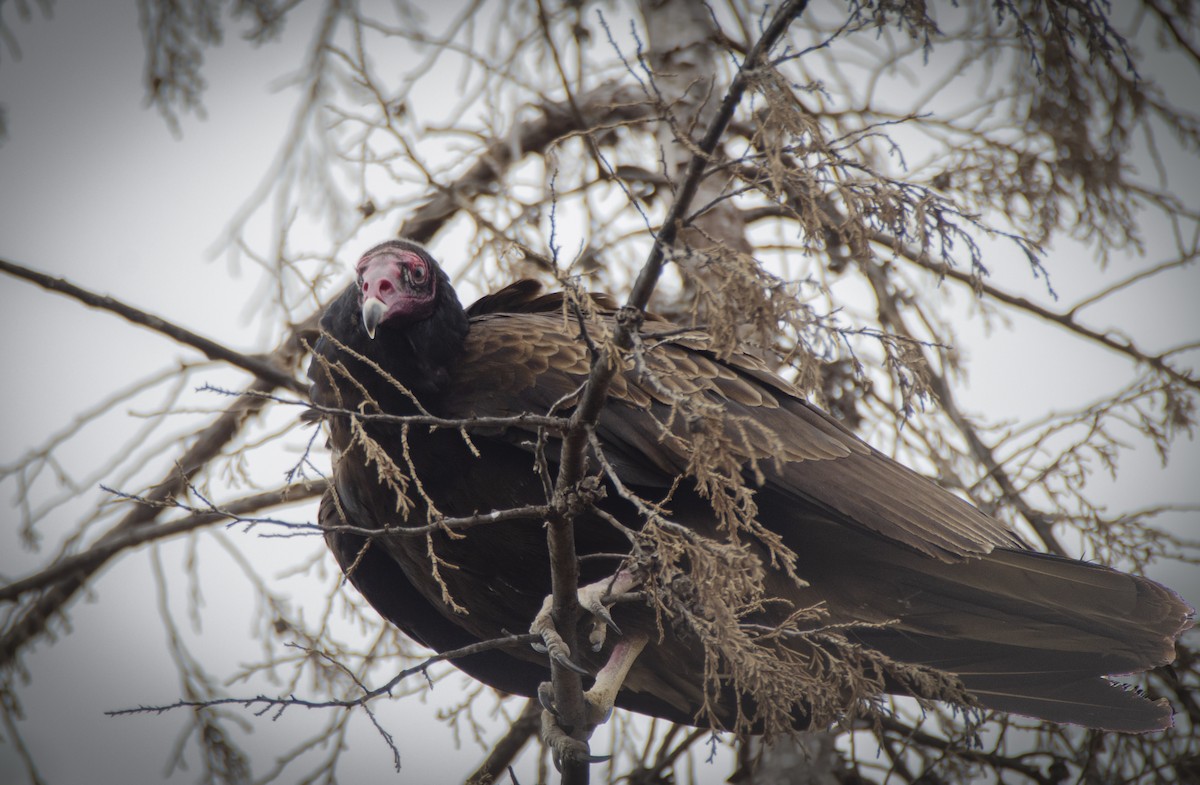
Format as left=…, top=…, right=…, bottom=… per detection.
left=362, top=297, right=387, bottom=339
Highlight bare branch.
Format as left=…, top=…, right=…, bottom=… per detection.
left=398, top=81, right=657, bottom=245
left=106, top=633, right=540, bottom=716
left=0, top=482, right=326, bottom=604
left=869, top=236, right=1199, bottom=393
left=625, top=0, right=811, bottom=314
left=0, top=308, right=318, bottom=668
left=0, top=257, right=304, bottom=393
left=465, top=699, right=542, bottom=785
left=202, top=384, right=569, bottom=433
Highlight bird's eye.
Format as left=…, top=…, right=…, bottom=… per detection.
left=411, top=264, right=428, bottom=283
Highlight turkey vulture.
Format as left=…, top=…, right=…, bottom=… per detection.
left=308, top=239, right=1193, bottom=737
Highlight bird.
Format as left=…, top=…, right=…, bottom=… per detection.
left=307, top=238, right=1193, bottom=741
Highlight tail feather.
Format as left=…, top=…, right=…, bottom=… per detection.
left=852, top=626, right=1178, bottom=731
left=887, top=550, right=1190, bottom=673
left=968, top=675, right=1172, bottom=733
left=861, top=549, right=1191, bottom=731
left=778, top=507, right=1195, bottom=731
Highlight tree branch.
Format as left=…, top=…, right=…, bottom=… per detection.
left=864, top=234, right=1199, bottom=393
left=541, top=2, right=809, bottom=780
left=0, top=311, right=317, bottom=668
left=399, top=81, right=655, bottom=245
left=465, top=699, right=542, bottom=785
left=0, top=482, right=326, bottom=604
left=625, top=0, right=810, bottom=313
left=0, top=257, right=305, bottom=394
left=106, top=633, right=540, bottom=716
left=204, top=385, right=569, bottom=433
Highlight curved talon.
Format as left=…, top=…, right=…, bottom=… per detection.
left=537, top=681, right=558, bottom=717
left=576, top=752, right=612, bottom=765
left=530, top=597, right=593, bottom=675
left=586, top=600, right=622, bottom=637
left=587, top=621, right=607, bottom=652
left=584, top=599, right=622, bottom=651
left=531, top=608, right=581, bottom=669
left=540, top=710, right=610, bottom=772
left=552, top=649, right=590, bottom=676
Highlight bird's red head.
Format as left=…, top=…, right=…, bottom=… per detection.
left=355, top=242, right=438, bottom=338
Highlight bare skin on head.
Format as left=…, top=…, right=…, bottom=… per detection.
left=356, top=244, right=438, bottom=338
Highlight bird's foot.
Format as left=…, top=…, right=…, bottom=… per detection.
left=537, top=632, right=649, bottom=770
left=530, top=569, right=641, bottom=670
left=529, top=602, right=590, bottom=675
left=530, top=569, right=646, bottom=765
left=540, top=709, right=610, bottom=771
left=536, top=679, right=613, bottom=729
left=537, top=632, right=650, bottom=727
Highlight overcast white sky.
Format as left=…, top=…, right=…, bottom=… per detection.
left=0, top=4, right=518, bottom=783
left=1, top=2, right=1197, bottom=784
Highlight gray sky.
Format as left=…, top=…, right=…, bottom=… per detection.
left=1, top=2, right=1197, bottom=784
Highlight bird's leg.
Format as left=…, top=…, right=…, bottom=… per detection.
left=531, top=569, right=646, bottom=770
left=530, top=568, right=641, bottom=669
left=581, top=632, right=649, bottom=725
left=540, top=632, right=650, bottom=770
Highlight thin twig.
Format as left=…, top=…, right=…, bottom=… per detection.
left=202, top=384, right=569, bottom=433
left=0, top=327, right=314, bottom=668
left=106, top=633, right=540, bottom=716
left=863, top=231, right=1198, bottom=393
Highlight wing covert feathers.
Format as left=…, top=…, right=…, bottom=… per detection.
left=446, top=309, right=1021, bottom=559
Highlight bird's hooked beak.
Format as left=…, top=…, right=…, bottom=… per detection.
left=362, top=297, right=388, bottom=339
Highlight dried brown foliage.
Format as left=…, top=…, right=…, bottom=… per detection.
left=2, top=1, right=1198, bottom=784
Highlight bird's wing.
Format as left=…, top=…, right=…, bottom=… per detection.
left=441, top=310, right=1022, bottom=561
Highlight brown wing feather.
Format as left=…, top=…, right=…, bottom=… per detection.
left=440, top=310, right=1020, bottom=559
left=467, top=279, right=624, bottom=318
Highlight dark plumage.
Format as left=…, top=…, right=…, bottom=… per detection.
left=309, top=239, right=1193, bottom=733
